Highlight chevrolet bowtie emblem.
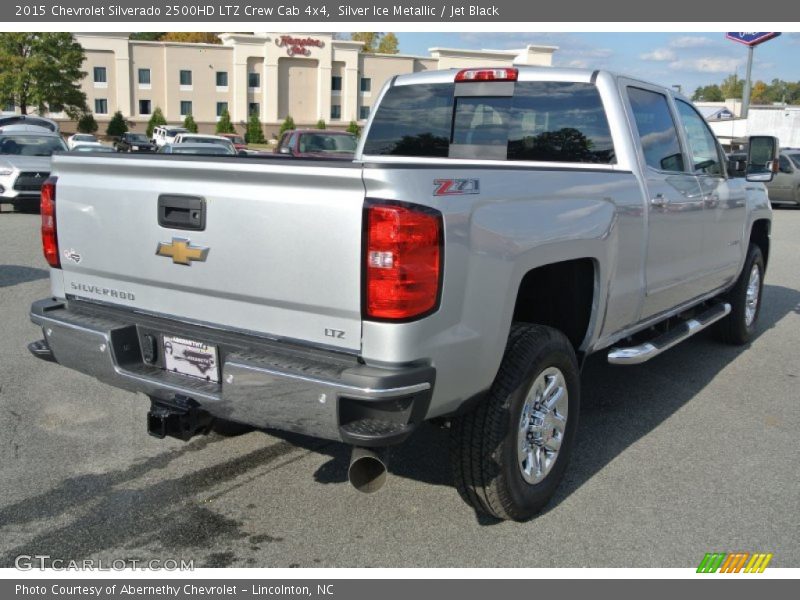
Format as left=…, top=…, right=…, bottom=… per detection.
left=155, top=238, right=209, bottom=265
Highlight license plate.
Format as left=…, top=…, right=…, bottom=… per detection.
left=162, top=335, right=219, bottom=383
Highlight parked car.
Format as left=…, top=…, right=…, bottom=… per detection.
left=218, top=133, right=247, bottom=151
left=275, top=129, right=357, bottom=158
left=71, top=145, right=116, bottom=153
left=29, top=67, right=777, bottom=520
left=172, top=133, right=236, bottom=153
left=152, top=126, right=189, bottom=148
left=158, top=143, right=236, bottom=156
left=115, top=132, right=156, bottom=153
left=729, top=150, right=800, bottom=205
left=0, top=115, right=59, bottom=134
left=0, top=123, right=67, bottom=212
left=70, top=141, right=107, bottom=151
left=67, top=133, right=99, bottom=150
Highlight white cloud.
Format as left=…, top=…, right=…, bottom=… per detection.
left=566, top=59, right=590, bottom=68
left=640, top=48, right=676, bottom=61
left=668, top=57, right=744, bottom=73
left=669, top=36, right=714, bottom=48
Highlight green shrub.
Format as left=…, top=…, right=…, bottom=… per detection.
left=279, top=115, right=295, bottom=136
left=146, top=107, right=167, bottom=138
left=76, top=112, right=98, bottom=134
left=106, top=111, right=128, bottom=137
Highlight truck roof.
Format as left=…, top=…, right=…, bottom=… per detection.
left=391, top=66, right=688, bottom=102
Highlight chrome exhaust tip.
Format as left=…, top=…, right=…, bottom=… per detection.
left=348, top=447, right=388, bottom=494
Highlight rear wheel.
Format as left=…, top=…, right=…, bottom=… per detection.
left=715, top=243, right=764, bottom=345
left=450, top=324, right=580, bottom=521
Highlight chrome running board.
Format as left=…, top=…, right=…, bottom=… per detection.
left=608, top=303, right=731, bottom=365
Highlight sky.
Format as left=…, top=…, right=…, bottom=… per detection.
left=395, top=32, right=800, bottom=96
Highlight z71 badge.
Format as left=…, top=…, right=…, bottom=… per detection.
left=433, top=178, right=480, bottom=196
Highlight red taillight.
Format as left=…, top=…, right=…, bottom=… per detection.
left=41, top=176, right=60, bottom=268
left=455, top=68, right=518, bottom=82
left=365, top=202, right=442, bottom=320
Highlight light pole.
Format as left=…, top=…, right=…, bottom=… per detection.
left=741, top=45, right=754, bottom=118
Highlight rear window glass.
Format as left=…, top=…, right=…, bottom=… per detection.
left=364, top=81, right=614, bottom=163
left=362, top=83, right=454, bottom=157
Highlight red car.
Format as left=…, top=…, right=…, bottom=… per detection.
left=275, top=129, right=357, bottom=159
left=218, top=133, right=247, bottom=152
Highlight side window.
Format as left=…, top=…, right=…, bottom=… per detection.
left=779, top=154, right=793, bottom=174
left=627, top=87, right=685, bottom=173
left=676, top=100, right=724, bottom=176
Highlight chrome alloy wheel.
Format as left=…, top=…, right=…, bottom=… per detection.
left=517, top=366, right=568, bottom=484
left=745, top=264, right=761, bottom=327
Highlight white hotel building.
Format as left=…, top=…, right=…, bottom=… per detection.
left=71, top=33, right=557, bottom=135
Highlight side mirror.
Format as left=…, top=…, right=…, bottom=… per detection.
left=278, top=146, right=291, bottom=155
left=746, top=136, right=779, bottom=182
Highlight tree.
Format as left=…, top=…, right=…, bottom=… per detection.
left=692, top=84, right=723, bottom=102
left=347, top=120, right=361, bottom=137
left=0, top=33, right=87, bottom=118
left=279, top=115, right=295, bottom=135
left=160, top=32, right=221, bottom=44
left=183, top=113, right=198, bottom=133
left=351, top=33, right=383, bottom=53
left=750, top=81, right=769, bottom=105
left=146, top=106, right=167, bottom=138
left=245, top=112, right=265, bottom=144
left=106, top=111, right=128, bottom=137
left=316, top=119, right=326, bottom=130
left=76, top=112, right=98, bottom=134
left=720, top=74, right=744, bottom=99
left=215, top=108, right=235, bottom=134
left=377, top=33, right=399, bottom=54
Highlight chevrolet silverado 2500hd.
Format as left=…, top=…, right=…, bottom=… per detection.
left=28, top=67, right=779, bottom=520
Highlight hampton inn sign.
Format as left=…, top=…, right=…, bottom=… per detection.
left=276, top=35, right=325, bottom=57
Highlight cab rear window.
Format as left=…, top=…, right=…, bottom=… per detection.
left=363, top=81, right=615, bottom=164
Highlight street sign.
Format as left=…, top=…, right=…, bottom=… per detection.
left=725, top=32, right=781, bottom=47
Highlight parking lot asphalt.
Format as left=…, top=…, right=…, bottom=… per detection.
left=1, top=208, right=798, bottom=569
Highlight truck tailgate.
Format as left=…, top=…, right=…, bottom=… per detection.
left=51, top=154, right=365, bottom=352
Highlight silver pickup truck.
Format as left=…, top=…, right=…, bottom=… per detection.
left=29, top=67, right=778, bottom=520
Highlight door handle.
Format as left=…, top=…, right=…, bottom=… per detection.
left=158, top=195, right=206, bottom=231
left=650, top=193, right=668, bottom=208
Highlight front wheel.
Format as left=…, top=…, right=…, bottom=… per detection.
left=450, top=324, right=580, bottom=521
left=715, top=243, right=765, bottom=345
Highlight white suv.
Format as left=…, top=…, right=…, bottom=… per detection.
left=152, top=126, right=188, bottom=148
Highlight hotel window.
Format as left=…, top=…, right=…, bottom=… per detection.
left=216, top=71, right=228, bottom=87
left=138, top=100, right=151, bottom=115
left=180, top=101, right=192, bottom=116
left=138, top=69, right=151, bottom=85
left=248, top=72, right=260, bottom=89
left=248, top=102, right=260, bottom=116
left=179, top=70, right=192, bottom=86
left=330, top=105, right=341, bottom=120
left=216, top=102, right=228, bottom=117
left=94, top=98, right=108, bottom=114
left=359, top=106, right=370, bottom=120
left=93, top=67, right=107, bottom=83
left=331, top=76, right=342, bottom=91
left=360, top=77, right=371, bottom=93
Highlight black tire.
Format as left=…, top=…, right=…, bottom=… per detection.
left=715, top=243, right=765, bottom=345
left=450, top=324, right=580, bottom=521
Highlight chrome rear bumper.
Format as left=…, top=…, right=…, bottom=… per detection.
left=30, top=298, right=433, bottom=446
